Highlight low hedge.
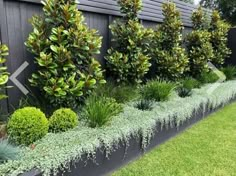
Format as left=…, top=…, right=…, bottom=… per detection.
left=1, top=81, right=236, bottom=175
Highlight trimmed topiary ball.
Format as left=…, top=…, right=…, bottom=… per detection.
left=7, top=107, right=48, bottom=145
left=49, top=108, right=78, bottom=133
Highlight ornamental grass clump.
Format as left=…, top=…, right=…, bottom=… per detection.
left=177, top=78, right=201, bottom=98
left=140, top=80, right=176, bottom=102
left=49, top=108, right=78, bottom=133
left=94, top=81, right=139, bottom=103
left=105, top=0, right=153, bottom=83
left=221, top=66, right=236, bottom=80
left=209, top=10, right=231, bottom=66
left=177, top=87, right=192, bottom=98
left=0, top=139, right=19, bottom=164
left=83, top=95, right=123, bottom=128
left=197, top=71, right=219, bottom=84
left=25, top=0, right=105, bottom=108
left=134, top=99, right=154, bottom=111
left=151, top=3, right=189, bottom=80
left=0, top=42, right=10, bottom=101
left=186, top=7, right=214, bottom=76
left=7, top=107, right=49, bottom=145
left=181, top=77, right=201, bottom=90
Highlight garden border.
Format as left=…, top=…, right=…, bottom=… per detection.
left=20, top=98, right=236, bottom=176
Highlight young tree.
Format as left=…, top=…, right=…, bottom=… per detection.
left=25, top=0, right=105, bottom=108
left=186, top=7, right=214, bottom=76
left=151, top=3, right=189, bottom=80
left=0, top=42, right=10, bottom=100
left=105, top=0, right=153, bottom=84
left=209, top=10, right=231, bottom=66
left=200, top=0, right=236, bottom=25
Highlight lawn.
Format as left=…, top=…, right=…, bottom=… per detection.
left=112, top=102, right=236, bottom=176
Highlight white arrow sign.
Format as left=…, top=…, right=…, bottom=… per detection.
left=206, top=61, right=226, bottom=95
left=10, top=61, right=29, bottom=95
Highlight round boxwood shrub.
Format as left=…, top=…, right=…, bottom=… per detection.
left=7, top=107, right=48, bottom=145
left=49, top=108, right=78, bottom=133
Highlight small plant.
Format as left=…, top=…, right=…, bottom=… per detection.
left=7, top=107, right=49, bottom=145
left=197, top=71, right=219, bottom=84
left=221, top=66, right=236, bottom=80
left=49, top=108, right=78, bottom=133
left=140, top=80, right=175, bottom=102
left=209, top=10, right=231, bottom=66
left=181, top=77, right=201, bottom=90
left=25, top=0, right=105, bottom=108
left=177, top=78, right=200, bottom=98
left=94, top=82, right=139, bottom=103
left=105, top=0, right=153, bottom=83
left=134, top=99, right=154, bottom=111
left=0, top=139, right=19, bottom=163
left=151, top=2, right=189, bottom=80
left=0, top=42, right=10, bottom=100
left=177, top=87, right=192, bottom=98
left=83, top=95, right=123, bottom=128
left=186, top=7, right=214, bottom=76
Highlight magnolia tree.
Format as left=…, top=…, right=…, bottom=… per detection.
left=0, top=42, right=9, bottom=100
left=186, top=7, right=214, bottom=76
left=209, top=10, right=231, bottom=66
left=151, top=3, right=189, bottom=80
left=105, top=0, right=153, bottom=84
left=26, top=0, right=105, bottom=108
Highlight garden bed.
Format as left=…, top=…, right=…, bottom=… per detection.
left=24, top=103, right=232, bottom=176
left=3, top=81, right=234, bottom=176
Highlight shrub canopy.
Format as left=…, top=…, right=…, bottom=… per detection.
left=151, top=3, right=189, bottom=80
left=209, top=10, right=231, bottom=66
left=26, top=0, right=105, bottom=108
left=186, top=7, right=214, bottom=76
left=105, top=0, right=153, bottom=83
left=0, top=43, right=10, bottom=101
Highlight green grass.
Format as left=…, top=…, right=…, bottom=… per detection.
left=112, top=102, right=236, bottom=176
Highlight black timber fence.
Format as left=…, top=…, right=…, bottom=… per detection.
left=0, top=0, right=202, bottom=117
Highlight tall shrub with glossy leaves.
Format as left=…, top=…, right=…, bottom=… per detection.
left=0, top=43, right=10, bottom=101
left=209, top=10, right=231, bottom=66
left=186, top=7, right=214, bottom=76
left=25, top=0, right=105, bottom=108
left=151, top=3, right=189, bottom=80
left=105, top=0, right=153, bottom=83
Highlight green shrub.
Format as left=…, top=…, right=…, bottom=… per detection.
left=7, top=107, right=49, bottom=145
left=0, top=139, right=19, bottom=163
left=25, top=0, right=105, bottom=108
left=94, top=82, right=139, bottom=103
left=197, top=71, right=219, bottom=84
left=221, top=66, right=236, bottom=80
left=151, top=3, right=189, bottom=80
left=186, top=7, right=214, bottom=76
left=140, top=80, right=175, bottom=102
left=0, top=43, right=10, bottom=100
left=181, top=77, right=201, bottom=90
left=134, top=99, right=153, bottom=111
left=209, top=10, right=231, bottom=66
left=105, top=0, right=153, bottom=83
left=49, top=108, right=78, bottom=133
left=83, top=95, right=123, bottom=128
